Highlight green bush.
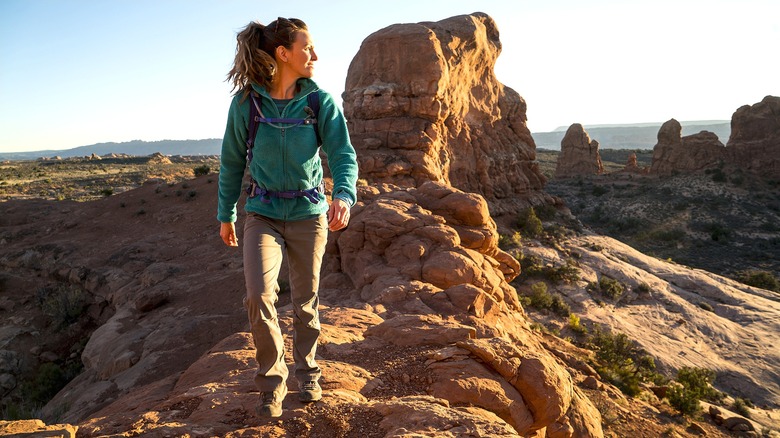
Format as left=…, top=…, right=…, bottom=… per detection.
left=518, top=256, right=579, bottom=285
left=667, top=367, right=717, bottom=415
left=736, top=269, right=779, bottom=292
left=522, top=282, right=571, bottom=317
left=589, top=276, right=625, bottom=301
left=193, top=164, right=211, bottom=176
left=732, top=397, right=752, bottom=418
left=587, top=327, right=660, bottom=396
left=535, top=204, right=558, bottom=221
left=569, top=313, right=587, bottom=335
left=517, top=207, right=543, bottom=238
left=39, top=285, right=89, bottom=328
left=498, top=232, right=522, bottom=250
left=529, top=282, right=553, bottom=308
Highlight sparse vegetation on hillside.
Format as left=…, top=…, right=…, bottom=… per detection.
left=545, top=157, right=780, bottom=284
left=0, top=155, right=220, bottom=202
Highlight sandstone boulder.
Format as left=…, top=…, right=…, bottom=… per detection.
left=554, top=123, right=604, bottom=178
left=649, top=118, right=726, bottom=175
left=726, top=95, right=780, bottom=178
left=343, top=13, right=549, bottom=215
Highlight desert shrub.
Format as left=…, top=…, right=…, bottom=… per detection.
left=736, top=269, right=779, bottom=292
left=547, top=260, right=580, bottom=284
left=732, top=397, right=752, bottom=418
left=711, top=168, right=727, bottom=182
left=517, top=207, right=543, bottom=238
left=592, top=185, right=609, bottom=196
left=528, top=282, right=553, bottom=309
left=520, top=282, right=571, bottom=317
left=20, top=363, right=68, bottom=405
left=648, top=226, right=686, bottom=242
left=1, top=401, right=42, bottom=421
left=608, top=216, right=646, bottom=233
left=498, top=232, right=522, bottom=250
left=587, top=327, right=658, bottom=396
left=589, top=276, right=624, bottom=301
left=518, top=254, right=544, bottom=277
left=636, top=282, right=651, bottom=294
left=667, top=384, right=700, bottom=415
left=193, top=164, right=210, bottom=176
left=39, top=285, right=89, bottom=328
left=518, top=256, right=579, bottom=285
left=544, top=223, right=575, bottom=242
left=569, top=313, right=587, bottom=335
left=535, top=204, right=558, bottom=221
left=667, top=367, right=717, bottom=415
left=694, top=221, right=731, bottom=242
left=100, top=187, right=113, bottom=197
left=550, top=294, right=571, bottom=317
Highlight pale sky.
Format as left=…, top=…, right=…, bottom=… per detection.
left=1, top=0, right=778, bottom=152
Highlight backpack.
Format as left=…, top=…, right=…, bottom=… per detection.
left=244, top=90, right=323, bottom=203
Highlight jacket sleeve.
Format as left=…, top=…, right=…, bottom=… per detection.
left=217, top=96, right=249, bottom=223
left=318, top=91, right=358, bottom=206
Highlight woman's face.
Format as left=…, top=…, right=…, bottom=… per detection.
left=279, top=30, right=317, bottom=79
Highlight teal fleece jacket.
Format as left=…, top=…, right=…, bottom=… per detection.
left=217, top=79, right=358, bottom=223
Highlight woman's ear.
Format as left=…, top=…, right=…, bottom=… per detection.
left=276, top=45, right=288, bottom=63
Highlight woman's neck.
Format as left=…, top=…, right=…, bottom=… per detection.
left=268, top=71, right=299, bottom=99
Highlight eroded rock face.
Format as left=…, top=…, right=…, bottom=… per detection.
left=554, top=124, right=604, bottom=178
left=726, top=95, right=780, bottom=178
left=649, top=119, right=726, bottom=175
left=343, top=13, right=549, bottom=215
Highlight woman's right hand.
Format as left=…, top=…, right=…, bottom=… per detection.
left=220, top=222, right=238, bottom=247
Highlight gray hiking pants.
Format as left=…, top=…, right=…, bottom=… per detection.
left=242, top=213, right=327, bottom=397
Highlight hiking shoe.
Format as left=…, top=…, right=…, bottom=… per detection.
left=256, top=389, right=285, bottom=417
left=299, top=380, right=322, bottom=402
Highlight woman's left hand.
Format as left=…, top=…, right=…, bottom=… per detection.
left=327, top=198, right=351, bottom=231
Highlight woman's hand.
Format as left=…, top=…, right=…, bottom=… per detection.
left=220, top=222, right=239, bottom=247
left=327, top=198, right=351, bottom=231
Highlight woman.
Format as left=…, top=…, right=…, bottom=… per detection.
left=217, top=17, right=357, bottom=418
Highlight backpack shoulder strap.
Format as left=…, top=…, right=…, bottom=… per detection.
left=307, top=91, right=322, bottom=147
left=246, top=91, right=261, bottom=162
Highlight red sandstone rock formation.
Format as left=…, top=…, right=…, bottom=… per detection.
left=649, top=118, right=726, bottom=175
left=726, top=95, right=780, bottom=178
left=620, top=153, right=648, bottom=174
left=343, top=13, right=549, bottom=215
left=554, top=124, right=604, bottom=178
